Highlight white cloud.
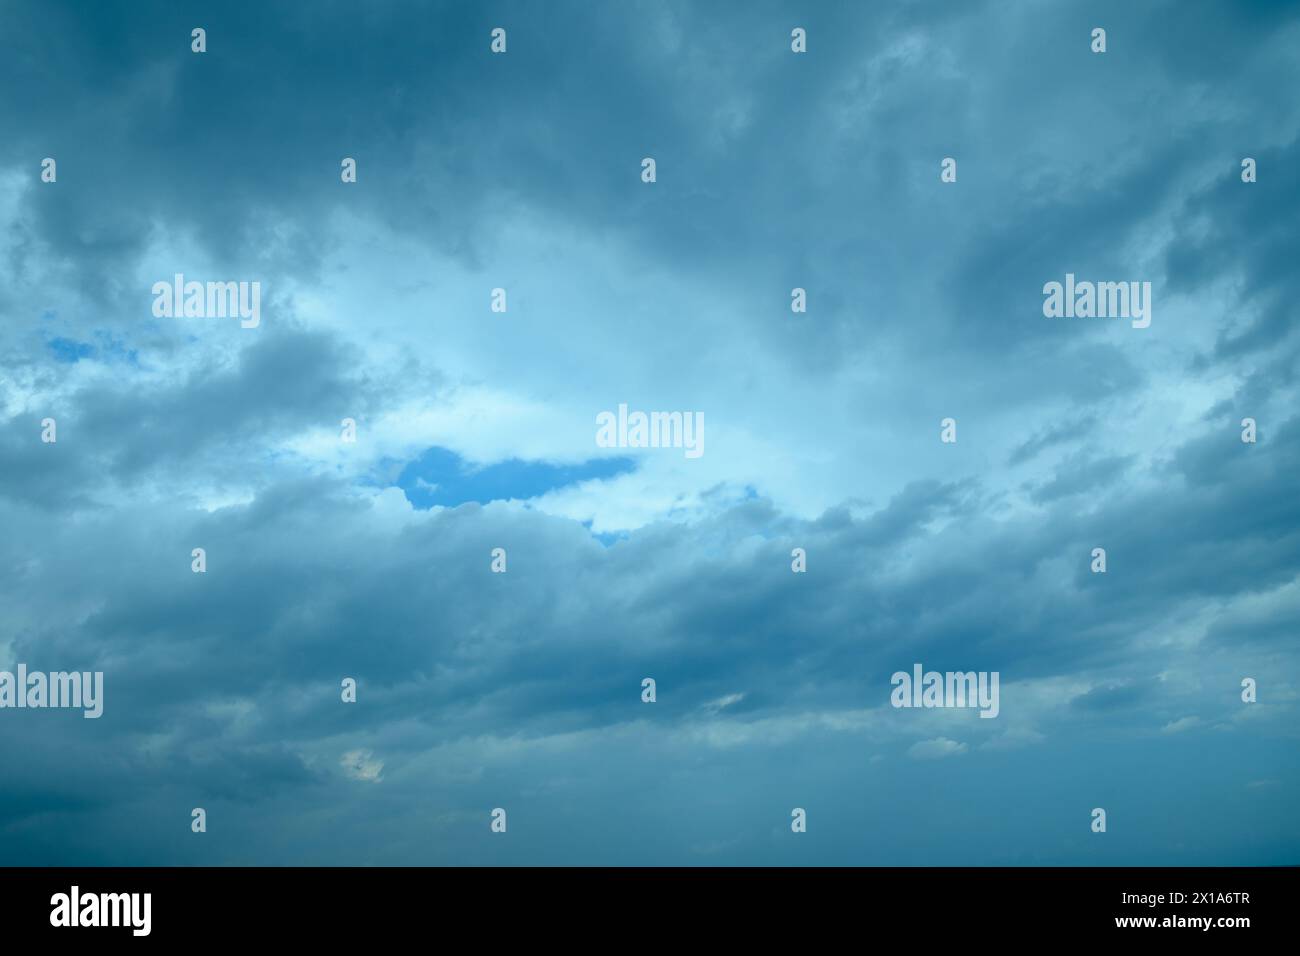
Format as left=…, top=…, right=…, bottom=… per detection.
left=907, top=737, right=968, bottom=760
left=341, top=750, right=385, bottom=783
left=1160, top=716, right=1201, bottom=734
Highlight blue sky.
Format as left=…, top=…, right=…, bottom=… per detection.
left=392, top=446, right=636, bottom=508
left=0, top=0, right=1298, bottom=865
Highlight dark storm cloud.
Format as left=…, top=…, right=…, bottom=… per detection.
left=0, top=322, right=402, bottom=509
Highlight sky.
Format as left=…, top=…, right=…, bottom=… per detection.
left=0, top=0, right=1297, bottom=865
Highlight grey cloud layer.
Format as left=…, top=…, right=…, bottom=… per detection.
left=1, top=0, right=1297, bottom=864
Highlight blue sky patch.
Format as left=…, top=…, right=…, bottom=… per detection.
left=396, top=446, right=637, bottom=508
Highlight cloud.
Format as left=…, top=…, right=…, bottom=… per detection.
left=341, top=750, right=384, bottom=784
left=1160, top=716, right=1201, bottom=735
left=908, top=738, right=968, bottom=760
left=0, top=0, right=1297, bottom=866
